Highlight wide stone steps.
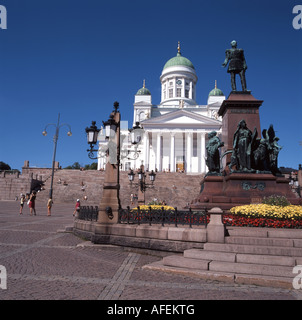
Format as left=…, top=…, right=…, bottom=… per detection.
left=163, top=255, right=294, bottom=278
left=225, top=235, right=302, bottom=247
left=144, top=228, right=302, bottom=289
left=184, top=248, right=297, bottom=266
left=34, top=169, right=202, bottom=209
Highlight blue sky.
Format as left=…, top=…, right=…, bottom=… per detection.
left=0, top=0, right=301, bottom=171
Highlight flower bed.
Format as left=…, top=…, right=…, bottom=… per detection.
left=132, top=205, right=175, bottom=211
left=225, top=204, right=302, bottom=228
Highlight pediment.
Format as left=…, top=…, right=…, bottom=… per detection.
left=141, top=109, right=221, bottom=128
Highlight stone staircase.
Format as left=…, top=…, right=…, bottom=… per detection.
left=34, top=169, right=202, bottom=209
left=143, top=227, right=302, bottom=289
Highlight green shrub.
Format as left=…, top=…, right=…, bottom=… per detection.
left=262, top=195, right=290, bottom=207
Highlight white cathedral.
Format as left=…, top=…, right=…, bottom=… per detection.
left=98, top=43, right=225, bottom=174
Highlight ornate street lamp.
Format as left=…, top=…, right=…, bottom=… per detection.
left=42, top=113, right=72, bottom=199
left=85, top=101, right=121, bottom=223
left=128, top=165, right=156, bottom=205
left=85, top=121, right=100, bottom=159
left=124, top=122, right=143, bottom=161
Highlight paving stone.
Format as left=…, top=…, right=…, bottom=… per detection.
left=0, top=200, right=300, bottom=301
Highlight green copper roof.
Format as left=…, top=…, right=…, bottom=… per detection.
left=209, top=81, right=224, bottom=96
left=163, top=52, right=195, bottom=70
left=136, top=80, right=151, bottom=95
left=136, top=87, right=151, bottom=95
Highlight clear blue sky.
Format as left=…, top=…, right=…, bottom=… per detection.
left=0, top=0, right=301, bottom=171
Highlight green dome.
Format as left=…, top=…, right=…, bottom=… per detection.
left=136, top=87, right=151, bottom=95
left=136, top=81, right=151, bottom=95
left=163, top=52, right=195, bottom=70
left=209, top=82, right=224, bottom=96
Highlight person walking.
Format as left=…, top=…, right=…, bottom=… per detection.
left=28, top=191, right=37, bottom=216
left=73, top=199, right=80, bottom=217
left=19, top=194, right=25, bottom=215
left=47, top=198, right=53, bottom=216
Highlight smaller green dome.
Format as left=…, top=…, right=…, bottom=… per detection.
left=136, top=80, right=151, bottom=95
left=209, top=81, right=224, bottom=97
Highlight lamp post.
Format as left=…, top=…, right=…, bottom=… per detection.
left=42, top=113, right=72, bottom=199
left=85, top=102, right=121, bottom=223
left=128, top=164, right=156, bottom=205
left=85, top=103, right=152, bottom=219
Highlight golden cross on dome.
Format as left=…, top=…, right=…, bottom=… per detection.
left=177, top=41, right=181, bottom=54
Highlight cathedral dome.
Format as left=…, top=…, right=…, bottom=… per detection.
left=136, top=80, right=151, bottom=95
left=209, top=81, right=224, bottom=96
left=163, top=42, right=195, bottom=71
left=163, top=53, right=195, bottom=70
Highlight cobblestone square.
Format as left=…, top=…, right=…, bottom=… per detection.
left=0, top=200, right=301, bottom=301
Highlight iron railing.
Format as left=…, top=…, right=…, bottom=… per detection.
left=118, top=206, right=208, bottom=227
left=78, top=206, right=98, bottom=221
left=78, top=205, right=208, bottom=227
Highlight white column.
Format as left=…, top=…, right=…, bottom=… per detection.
left=186, top=132, right=192, bottom=173
left=201, top=132, right=206, bottom=173
left=143, top=131, right=149, bottom=170
left=189, top=81, right=193, bottom=99
left=156, top=132, right=162, bottom=171
left=170, top=133, right=175, bottom=172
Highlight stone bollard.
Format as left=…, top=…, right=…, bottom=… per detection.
left=207, top=207, right=225, bottom=243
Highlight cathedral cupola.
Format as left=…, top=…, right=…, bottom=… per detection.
left=160, top=42, right=198, bottom=107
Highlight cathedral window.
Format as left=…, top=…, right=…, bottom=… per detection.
left=176, top=88, right=182, bottom=97
left=185, top=89, right=189, bottom=98
left=169, top=89, right=173, bottom=98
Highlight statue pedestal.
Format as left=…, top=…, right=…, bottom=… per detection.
left=218, top=91, right=263, bottom=167
left=191, top=173, right=302, bottom=211
left=97, top=162, right=120, bottom=224
left=191, top=90, right=302, bottom=210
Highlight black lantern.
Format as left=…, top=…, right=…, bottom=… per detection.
left=128, top=169, right=135, bottom=183
left=85, top=121, right=100, bottom=146
left=103, top=114, right=118, bottom=140
left=149, top=170, right=156, bottom=184
left=138, top=167, right=144, bottom=181
left=129, top=122, right=142, bottom=145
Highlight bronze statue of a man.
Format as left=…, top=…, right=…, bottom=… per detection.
left=222, top=40, right=248, bottom=92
